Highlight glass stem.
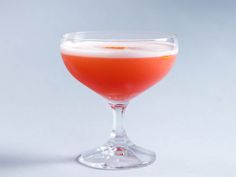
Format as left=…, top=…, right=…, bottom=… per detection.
left=109, top=102, right=128, bottom=142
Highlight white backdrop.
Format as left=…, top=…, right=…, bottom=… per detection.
left=0, top=0, right=235, bottom=176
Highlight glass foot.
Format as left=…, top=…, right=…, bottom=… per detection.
left=77, top=141, right=156, bottom=170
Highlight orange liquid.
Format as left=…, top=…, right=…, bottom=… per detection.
left=61, top=53, right=176, bottom=101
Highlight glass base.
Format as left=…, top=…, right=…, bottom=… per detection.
left=77, top=139, right=156, bottom=170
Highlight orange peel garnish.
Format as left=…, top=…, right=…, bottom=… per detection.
left=104, top=46, right=127, bottom=50
left=162, top=56, right=170, bottom=59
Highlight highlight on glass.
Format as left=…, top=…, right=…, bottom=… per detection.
left=60, top=31, right=178, bottom=170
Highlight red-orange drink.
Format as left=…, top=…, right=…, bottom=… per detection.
left=61, top=41, right=177, bottom=101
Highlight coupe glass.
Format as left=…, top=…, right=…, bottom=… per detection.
left=60, top=31, right=178, bottom=170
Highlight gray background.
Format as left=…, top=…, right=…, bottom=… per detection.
left=0, top=0, right=235, bottom=176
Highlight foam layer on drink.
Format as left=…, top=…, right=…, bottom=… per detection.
left=61, top=41, right=178, bottom=58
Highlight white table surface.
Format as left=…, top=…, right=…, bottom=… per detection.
left=0, top=0, right=236, bottom=176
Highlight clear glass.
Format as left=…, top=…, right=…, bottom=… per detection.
left=60, top=31, right=178, bottom=170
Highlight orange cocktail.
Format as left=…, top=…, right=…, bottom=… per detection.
left=60, top=31, right=178, bottom=170
left=61, top=41, right=176, bottom=101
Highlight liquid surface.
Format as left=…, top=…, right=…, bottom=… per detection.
left=61, top=41, right=177, bottom=101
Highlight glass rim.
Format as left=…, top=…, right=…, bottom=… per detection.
left=61, top=31, right=178, bottom=42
